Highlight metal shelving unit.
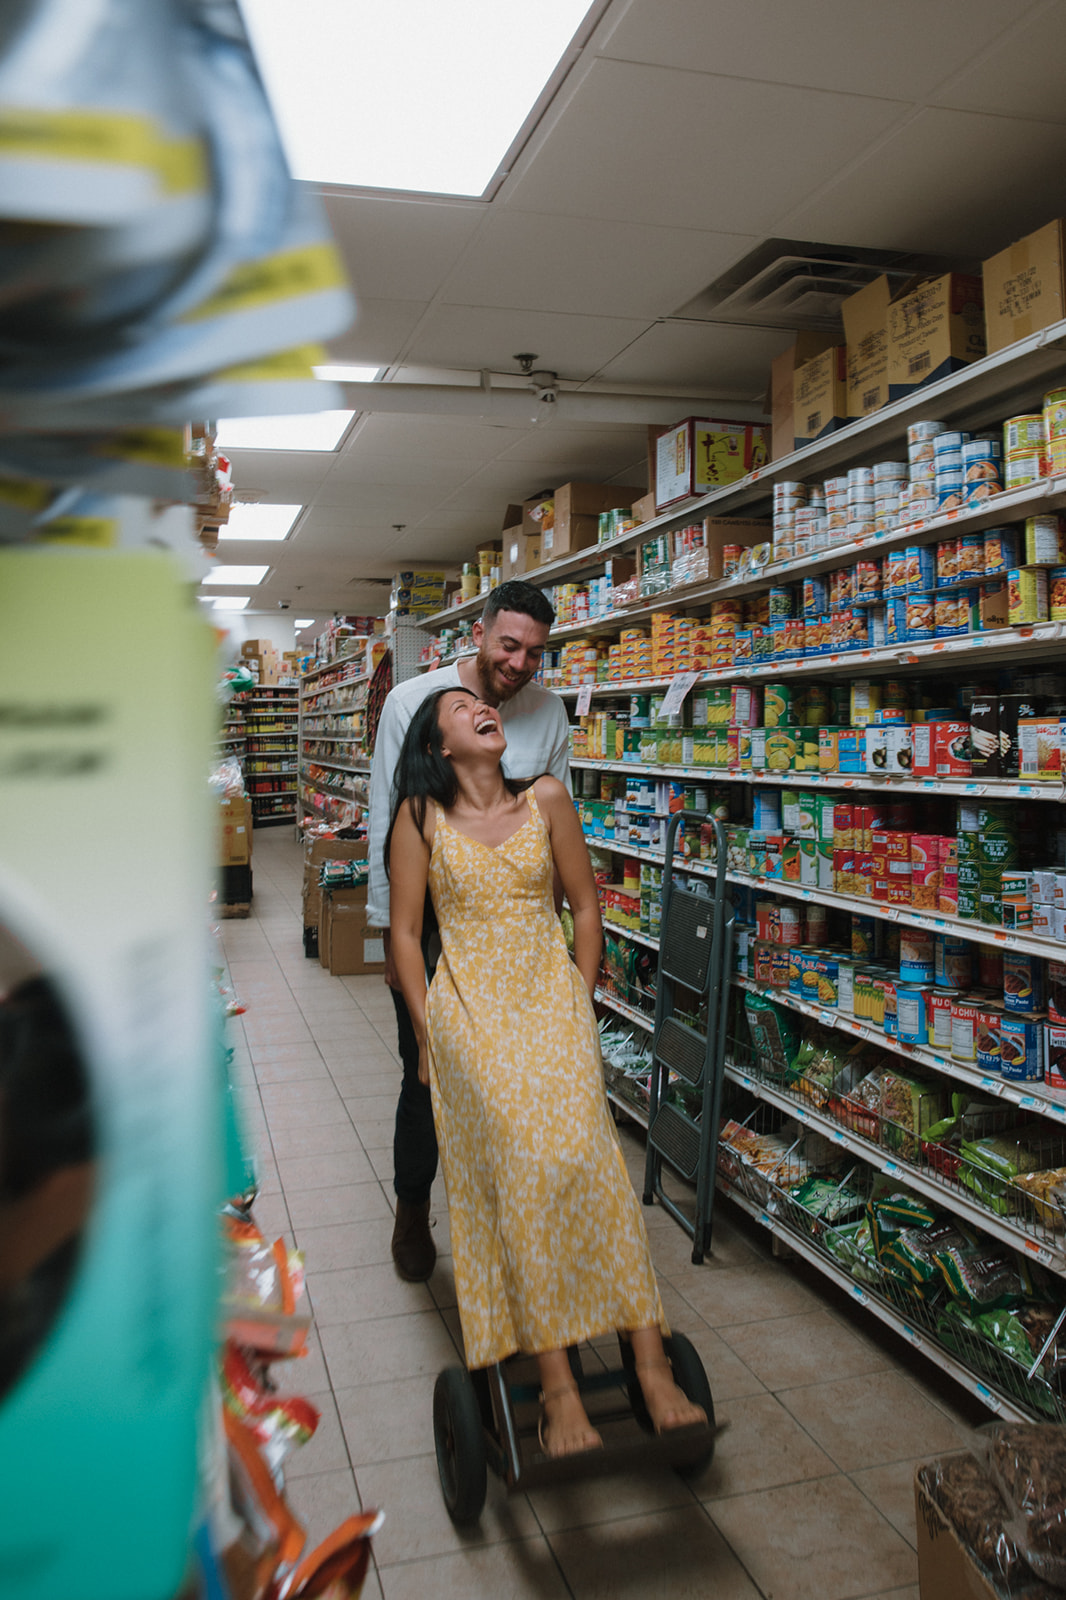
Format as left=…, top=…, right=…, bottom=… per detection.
left=235, top=687, right=299, bottom=827
left=297, top=665, right=371, bottom=833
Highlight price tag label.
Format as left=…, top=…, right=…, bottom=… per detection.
left=883, top=1159, right=900, bottom=1176
left=1024, top=1239, right=1056, bottom=1267
left=1019, top=1095, right=1041, bottom=1110
left=850, top=1285, right=869, bottom=1306
left=820, top=1009, right=836, bottom=1026
left=980, top=1077, right=1001, bottom=1094
left=659, top=670, right=700, bottom=718
left=575, top=684, right=593, bottom=715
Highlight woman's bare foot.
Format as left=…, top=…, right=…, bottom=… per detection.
left=635, top=1360, right=706, bottom=1433
left=538, top=1383, right=603, bottom=1458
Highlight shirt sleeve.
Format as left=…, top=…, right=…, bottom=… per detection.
left=546, top=694, right=572, bottom=794
left=366, top=689, right=408, bottom=928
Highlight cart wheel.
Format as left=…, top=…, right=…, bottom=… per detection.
left=664, top=1333, right=716, bottom=1478
left=433, top=1367, right=487, bottom=1525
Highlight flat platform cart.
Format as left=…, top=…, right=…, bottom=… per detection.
left=433, top=1333, right=716, bottom=1525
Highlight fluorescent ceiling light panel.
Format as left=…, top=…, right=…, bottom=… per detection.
left=240, top=0, right=593, bottom=196
left=294, top=618, right=315, bottom=629
left=220, top=503, right=303, bottom=541
left=313, top=364, right=382, bottom=384
left=202, top=565, right=270, bottom=586
left=216, top=411, right=353, bottom=452
left=212, top=596, right=251, bottom=612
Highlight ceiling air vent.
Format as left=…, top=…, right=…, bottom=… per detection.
left=672, top=239, right=963, bottom=334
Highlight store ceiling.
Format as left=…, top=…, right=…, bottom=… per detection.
left=225, top=0, right=1066, bottom=624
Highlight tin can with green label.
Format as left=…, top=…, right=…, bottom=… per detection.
left=764, top=684, right=793, bottom=727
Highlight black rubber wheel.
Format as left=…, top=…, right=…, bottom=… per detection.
left=433, top=1366, right=487, bottom=1525
left=664, top=1332, right=716, bottom=1478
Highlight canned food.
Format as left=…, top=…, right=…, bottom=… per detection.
left=1044, top=387, right=1066, bottom=441
left=899, top=928, right=934, bottom=983
left=722, top=544, right=745, bottom=575
left=1004, top=414, right=1045, bottom=455
left=1000, top=1015, right=1045, bottom=1081
left=984, top=527, right=1020, bottom=575
left=905, top=545, right=936, bottom=590
left=1008, top=567, right=1050, bottom=624
left=975, top=1005, right=1004, bottom=1074
left=896, top=984, right=929, bottom=1045
left=1003, top=951, right=1044, bottom=1014
left=1050, top=567, right=1066, bottom=621
left=935, top=935, right=972, bottom=990
left=854, top=559, right=882, bottom=600
left=1005, top=453, right=1044, bottom=489
left=1025, top=515, right=1066, bottom=566
left=906, top=595, right=934, bottom=640
left=951, top=998, right=981, bottom=1062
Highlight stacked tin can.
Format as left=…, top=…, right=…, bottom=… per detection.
left=904, top=421, right=943, bottom=523
left=932, top=429, right=970, bottom=512
left=1003, top=412, right=1046, bottom=488
left=793, top=483, right=827, bottom=556
left=873, top=459, right=907, bottom=533
left=1044, top=386, right=1066, bottom=477
left=772, top=480, right=805, bottom=562
left=961, top=435, right=1003, bottom=506
left=846, top=465, right=875, bottom=542
left=824, top=475, right=849, bottom=542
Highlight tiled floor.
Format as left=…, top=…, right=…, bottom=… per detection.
left=222, top=829, right=984, bottom=1600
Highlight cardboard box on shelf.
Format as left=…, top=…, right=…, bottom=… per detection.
left=769, top=333, right=837, bottom=460
left=984, top=218, right=1066, bottom=354
left=793, top=346, right=848, bottom=448
left=521, top=492, right=555, bottom=538
left=326, top=898, right=386, bottom=976
left=501, top=529, right=541, bottom=582
left=914, top=1467, right=997, bottom=1600
left=842, top=276, right=892, bottom=418
left=656, top=419, right=770, bottom=511
left=500, top=505, right=524, bottom=533
left=240, top=639, right=276, bottom=660
left=631, top=491, right=658, bottom=525
left=219, top=797, right=253, bottom=865
left=549, top=482, right=645, bottom=554
left=887, top=273, right=985, bottom=400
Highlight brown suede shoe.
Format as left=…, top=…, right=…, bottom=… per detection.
left=391, top=1198, right=436, bottom=1281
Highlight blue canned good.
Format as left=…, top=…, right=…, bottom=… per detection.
left=802, top=574, right=828, bottom=616
left=905, top=545, right=936, bottom=591
left=934, top=431, right=972, bottom=453
left=958, top=533, right=984, bottom=581
left=937, top=485, right=966, bottom=511
left=885, top=596, right=910, bottom=643
left=896, top=984, right=930, bottom=1044
left=905, top=594, right=935, bottom=641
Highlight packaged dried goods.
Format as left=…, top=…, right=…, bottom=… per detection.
left=988, top=1423, right=1066, bottom=1587
left=917, top=1454, right=1030, bottom=1589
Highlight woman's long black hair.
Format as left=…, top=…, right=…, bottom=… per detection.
left=383, top=686, right=523, bottom=876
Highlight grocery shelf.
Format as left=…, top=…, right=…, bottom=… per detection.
left=301, top=662, right=370, bottom=686
left=571, top=757, right=1062, bottom=804
left=582, top=830, right=1066, bottom=959
left=606, top=1086, right=649, bottom=1129
left=298, top=730, right=362, bottom=741
left=721, top=1055, right=1064, bottom=1271
left=717, top=1178, right=1029, bottom=1422
left=594, top=986, right=653, bottom=1034
left=300, top=776, right=367, bottom=802
left=244, top=767, right=297, bottom=777
left=301, top=756, right=370, bottom=775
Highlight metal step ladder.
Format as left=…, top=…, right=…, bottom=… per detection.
left=642, top=812, right=734, bottom=1265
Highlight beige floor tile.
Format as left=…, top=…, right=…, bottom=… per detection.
left=260, top=1076, right=346, bottom=1107
left=331, top=1070, right=401, bottom=1100
left=428, top=1256, right=458, bottom=1310
left=376, top=1536, right=570, bottom=1599
left=335, top=1372, right=438, bottom=1468
left=266, top=1098, right=354, bottom=1134
left=345, top=1112, right=398, bottom=1148
left=285, top=1180, right=393, bottom=1232
left=284, top=1466, right=362, bottom=1550
left=549, top=1504, right=762, bottom=1599
left=707, top=1476, right=918, bottom=1600
left=286, top=1391, right=353, bottom=1479
left=859, top=1589, right=919, bottom=1600
left=249, top=1191, right=292, bottom=1238
left=254, top=1054, right=333, bottom=1085
left=359, top=1451, right=540, bottom=1568
left=309, top=1262, right=435, bottom=1327
left=670, top=1263, right=823, bottom=1327
left=276, top=1147, right=378, bottom=1191
left=247, top=1041, right=327, bottom=1065
left=779, top=1370, right=974, bottom=1473
left=850, top=1458, right=926, bottom=1548
left=527, top=1458, right=695, bottom=1534
left=319, top=1310, right=462, bottom=1389
left=272, top=1331, right=332, bottom=1398
left=364, top=1147, right=395, bottom=1184
left=718, top=1311, right=891, bottom=1392
left=269, top=1121, right=364, bottom=1160
left=659, top=1321, right=765, bottom=1405
left=243, top=1020, right=315, bottom=1046
left=689, top=1390, right=835, bottom=1501
left=295, top=1214, right=397, bottom=1271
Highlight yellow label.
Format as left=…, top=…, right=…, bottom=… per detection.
left=183, top=247, right=347, bottom=323
left=0, top=109, right=205, bottom=193
left=38, top=517, right=117, bottom=548
left=102, top=428, right=189, bottom=469
left=214, top=343, right=327, bottom=384
left=0, top=476, right=52, bottom=511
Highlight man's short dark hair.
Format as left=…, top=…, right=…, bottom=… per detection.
left=481, top=579, right=555, bottom=630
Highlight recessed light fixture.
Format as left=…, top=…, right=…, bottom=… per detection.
left=211, top=596, right=251, bottom=612
left=202, top=564, right=270, bottom=586
left=294, top=618, right=315, bottom=629
left=220, top=503, right=303, bottom=541
left=216, top=411, right=354, bottom=452
left=313, top=364, right=382, bottom=384
left=240, top=0, right=594, bottom=197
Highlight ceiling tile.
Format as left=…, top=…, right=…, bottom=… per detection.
left=780, top=106, right=1066, bottom=258
left=221, top=452, right=335, bottom=499
left=599, top=0, right=1014, bottom=101
left=438, top=209, right=758, bottom=320
left=595, top=320, right=793, bottom=397
left=505, top=58, right=908, bottom=232
left=406, top=302, right=648, bottom=380
left=931, top=4, right=1066, bottom=122
left=324, top=193, right=486, bottom=301
left=494, top=422, right=647, bottom=465
left=339, top=412, right=525, bottom=461
left=323, top=298, right=430, bottom=366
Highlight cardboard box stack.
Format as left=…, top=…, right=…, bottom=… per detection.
left=655, top=420, right=769, bottom=511
left=240, top=638, right=281, bottom=686
left=302, top=838, right=384, bottom=973
left=769, top=333, right=837, bottom=460
left=983, top=216, right=1066, bottom=354
left=391, top=568, right=450, bottom=619
left=219, top=796, right=253, bottom=915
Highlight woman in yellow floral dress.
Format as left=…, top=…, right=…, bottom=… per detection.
left=388, top=687, right=704, bottom=1457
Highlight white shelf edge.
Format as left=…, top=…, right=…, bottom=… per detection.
left=570, top=757, right=1064, bottom=804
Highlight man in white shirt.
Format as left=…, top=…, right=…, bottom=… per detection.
left=366, top=581, right=571, bottom=1280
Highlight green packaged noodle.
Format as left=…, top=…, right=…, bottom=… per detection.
left=933, top=1226, right=1025, bottom=1309
left=790, top=1174, right=866, bottom=1225
left=823, top=1218, right=881, bottom=1286
left=743, top=994, right=798, bottom=1076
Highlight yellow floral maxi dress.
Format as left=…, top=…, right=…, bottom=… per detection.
left=425, top=791, right=666, bottom=1369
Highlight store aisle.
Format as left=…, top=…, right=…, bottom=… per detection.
left=220, top=830, right=979, bottom=1600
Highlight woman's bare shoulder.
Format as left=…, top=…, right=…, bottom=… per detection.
left=397, top=796, right=436, bottom=847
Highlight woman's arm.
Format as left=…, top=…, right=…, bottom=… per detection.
left=535, top=777, right=602, bottom=998
left=388, top=800, right=433, bottom=1081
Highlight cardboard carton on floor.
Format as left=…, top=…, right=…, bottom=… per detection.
left=984, top=217, right=1066, bottom=354
left=328, top=901, right=386, bottom=976
left=303, top=840, right=367, bottom=931
left=914, top=1466, right=998, bottom=1600
left=769, top=332, right=838, bottom=459
left=220, top=797, right=253, bottom=865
